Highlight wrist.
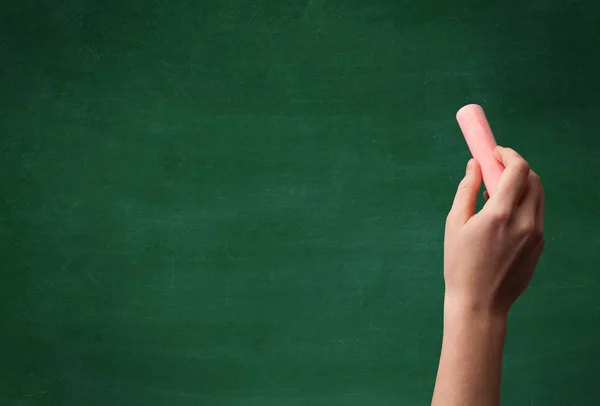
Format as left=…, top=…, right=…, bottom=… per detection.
left=442, top=299, right=508, bottom=364
left=443, top=295, right=509, bottom=331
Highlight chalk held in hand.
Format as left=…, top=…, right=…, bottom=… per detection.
left=456, top=104, right=505, bottom=196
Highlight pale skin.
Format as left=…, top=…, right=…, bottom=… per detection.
left=432, top=146, right=545, bottom=406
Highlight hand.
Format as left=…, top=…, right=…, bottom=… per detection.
left=444, top=146, right=545, bottom=317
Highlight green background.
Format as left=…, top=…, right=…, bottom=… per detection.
left=1, top=1, right=599, bottom=404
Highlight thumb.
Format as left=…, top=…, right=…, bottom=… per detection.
left=449, top=159, right=482, bottom=224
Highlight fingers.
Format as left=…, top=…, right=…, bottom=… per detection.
left=515, top=170, right=542, bottom=239
left=522, top=170, right=542, bottom=219
left=448, top=159, right=482, bottom=225
left=483, top=190, right=490, bottom=201
left=492, top=146, right=530, bottom=207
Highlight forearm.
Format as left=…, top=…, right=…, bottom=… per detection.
left=432, top=300, right=507, bottom=406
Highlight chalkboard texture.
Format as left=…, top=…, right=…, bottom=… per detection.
left=1, top=1, right=599, bottom=405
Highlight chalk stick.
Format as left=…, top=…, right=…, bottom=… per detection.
left=456, top=104, right=504, bottom=195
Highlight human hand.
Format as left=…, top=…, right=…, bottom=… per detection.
left=444, top=146, right=545, bottom=317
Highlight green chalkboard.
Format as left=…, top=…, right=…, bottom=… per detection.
left=2, top=1, right=599, bottom=405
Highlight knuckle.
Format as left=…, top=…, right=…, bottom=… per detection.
left=515, top=160, right=530, bottom=174
left=492, top=208, right=512, bottom=223
left=457, top=178, right=471, bottom=191
left=519, top=221, right=536, bottom=237
left=504, top=148, right=520, bottom=160
left=530, top=171, right=541, bottom=186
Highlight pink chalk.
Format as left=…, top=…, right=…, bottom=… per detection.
left=456, top=104, right=505, bottom=195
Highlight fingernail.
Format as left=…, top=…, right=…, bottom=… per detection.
left=493, top=146, right=501, bottom=159
left=466, top=159, right=473, bottom=173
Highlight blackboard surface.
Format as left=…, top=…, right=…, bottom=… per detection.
left=2, top=1, right=599, bottom=405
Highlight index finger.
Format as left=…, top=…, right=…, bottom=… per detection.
left=491, top=146, right=530, bottom=207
